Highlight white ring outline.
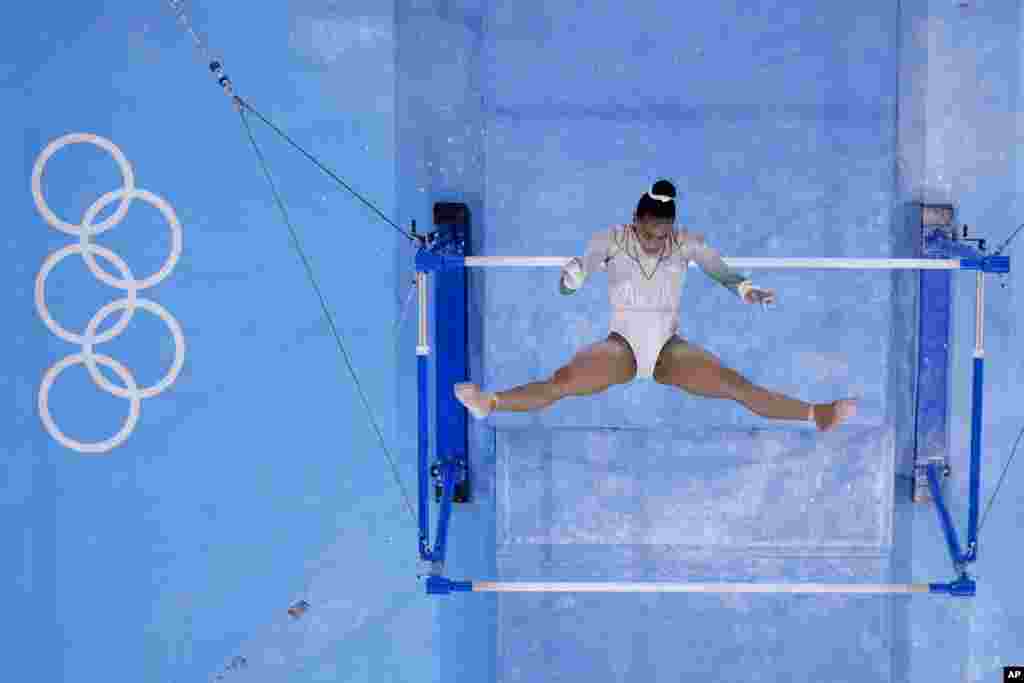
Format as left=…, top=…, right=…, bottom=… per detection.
left=32, top=133, right=185, bottom=454
left=32, top=133, right=135, bottom=237
left=35, top=242, right=137, bottom=346
left=37, top=353, right=141, bottom=455
left=80, top=186, right=183, bottom=291
left=82, top=298, right=186, bottom=401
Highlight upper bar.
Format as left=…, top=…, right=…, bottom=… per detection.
left=463, top=257, right=964, bottom=269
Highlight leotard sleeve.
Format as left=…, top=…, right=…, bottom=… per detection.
left=578, top=228, right=615, bottom=281
left=681, top=230, right=751, bottom=299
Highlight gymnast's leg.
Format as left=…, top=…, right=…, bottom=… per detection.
left=455, top=332, right=638, bottom=417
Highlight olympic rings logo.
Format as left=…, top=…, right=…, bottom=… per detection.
left=32, top=133, right=186, bottom=454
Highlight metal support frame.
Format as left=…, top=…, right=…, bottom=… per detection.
left=413, top=201, right=1010, bottom=597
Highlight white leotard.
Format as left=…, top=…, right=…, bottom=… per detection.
left=576, top=224, right=750, bottom=378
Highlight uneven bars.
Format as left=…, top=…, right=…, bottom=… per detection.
left=464, top=257, right=962, bottom=270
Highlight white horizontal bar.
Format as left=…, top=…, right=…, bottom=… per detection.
left=463, top=257, right=962, bottom=270
left=472, top=581, right=932, bottom=594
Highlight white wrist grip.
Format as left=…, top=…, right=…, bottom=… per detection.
left=561, top=257, right=585, bottom=290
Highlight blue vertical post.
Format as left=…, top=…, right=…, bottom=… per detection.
left=414, top=209, right=469, bottom=568
left=431, top=242, right=468, bottom=563
left=966, top=354, right=983, bottom=561
left=417, top=351, right=430, bottom=559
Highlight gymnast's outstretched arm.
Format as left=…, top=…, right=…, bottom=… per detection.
left=684, top=232, right=752, bottom=299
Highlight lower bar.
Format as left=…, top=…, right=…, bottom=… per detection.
left=472, top=581, right=931, bottom=594
left=424, top=577, right=973, bottom=595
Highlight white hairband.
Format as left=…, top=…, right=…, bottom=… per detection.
left=647, top=191, right=673, bottom=203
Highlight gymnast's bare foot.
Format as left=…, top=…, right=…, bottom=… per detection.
left=813, top=399, right=858, bottom=432
left=454, top=383, right=497, bottom=420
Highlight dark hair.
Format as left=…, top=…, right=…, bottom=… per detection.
left=634, top=179, right=677, bottom=222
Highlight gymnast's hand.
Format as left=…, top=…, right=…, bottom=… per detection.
left=740, top=282, right=776, bottom=308
left=561, top=256, right=585, bottom=291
